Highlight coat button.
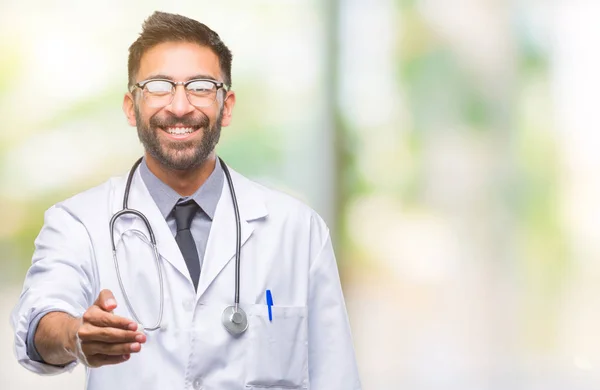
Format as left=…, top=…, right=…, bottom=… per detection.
left=192, top=377, right=203, bottom=389
left=182, top=299, right=195, bottom=312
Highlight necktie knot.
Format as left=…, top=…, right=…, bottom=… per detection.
left=174, top=200, right=199, bottom=232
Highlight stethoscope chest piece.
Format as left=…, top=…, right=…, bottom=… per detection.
left=222, top=305, right=248, bottom=336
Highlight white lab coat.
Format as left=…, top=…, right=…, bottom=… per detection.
left=11, top=166, right=361, bottom=390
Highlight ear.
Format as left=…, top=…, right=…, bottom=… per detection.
left=122, top=92, right=137, bottom=127
left=220, top=90, right=236, bottom=127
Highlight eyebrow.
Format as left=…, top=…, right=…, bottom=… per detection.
left=144, top=73, right=220, bottom=82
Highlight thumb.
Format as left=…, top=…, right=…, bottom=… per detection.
left=94, top=289, right=117, bottom=312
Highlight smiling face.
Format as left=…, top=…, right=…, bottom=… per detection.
left=123, top=41, right=236, bottom=171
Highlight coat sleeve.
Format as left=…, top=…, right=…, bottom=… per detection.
left=307, top=230, right=362, bottom=389
left=10, top=204, right=97, bottom=375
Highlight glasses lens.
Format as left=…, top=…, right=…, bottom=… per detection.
left=143, top=80, right=173, bottom=107
left=186, top=80, right=218, bottom=107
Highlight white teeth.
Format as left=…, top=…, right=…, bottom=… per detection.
left=166, top=127, right=194, bottom=135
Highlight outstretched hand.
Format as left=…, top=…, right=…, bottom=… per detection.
left=71, top=289, right=146, bottom=367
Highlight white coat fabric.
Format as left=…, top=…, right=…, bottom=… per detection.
left=11, top=166, right=361, bottom=390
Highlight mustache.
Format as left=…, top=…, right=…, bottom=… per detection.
left=149, top=113, right=210, bottom=129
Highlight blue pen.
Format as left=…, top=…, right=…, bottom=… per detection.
left=266, top=290, right=273, bottom=322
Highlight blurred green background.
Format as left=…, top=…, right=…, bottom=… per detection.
left=2, top=0, right=600, bottom=389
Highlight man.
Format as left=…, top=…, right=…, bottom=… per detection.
left=10, top=11, right=361, bottom=390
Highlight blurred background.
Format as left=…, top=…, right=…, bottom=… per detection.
left=1, top=0, right=599, bottom=388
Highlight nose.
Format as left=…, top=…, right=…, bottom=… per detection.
left=165, top=85, right=195, bottom=117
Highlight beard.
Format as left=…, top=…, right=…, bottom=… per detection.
left=135, top=106, right=223, bottom=171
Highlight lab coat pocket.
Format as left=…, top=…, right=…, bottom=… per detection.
left=245, top=305, right=308, bottom=389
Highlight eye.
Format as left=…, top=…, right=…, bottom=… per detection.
left=143, top=80, right=173, bottom=95
left=187, top=80, right=216, bottom=95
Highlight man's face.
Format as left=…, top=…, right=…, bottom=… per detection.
left=124, top=41, right=234, bottom=171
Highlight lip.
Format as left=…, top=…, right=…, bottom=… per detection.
left=160, top=126, right=200, bottom=141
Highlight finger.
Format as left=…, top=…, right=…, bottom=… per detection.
left=94, top=289, right=118, bottom=312
left=77, top=324, right=146, bottom=344
left=82, top=341, right=142, bottom=356
left=82, top=306, right=136, bottom=330
left=86, top=354, right=130, bottom=368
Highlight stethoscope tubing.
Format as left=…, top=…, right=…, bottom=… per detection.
left=220, top=157, right=242, bottom=308
left=109, top=156, right=242, bottom=332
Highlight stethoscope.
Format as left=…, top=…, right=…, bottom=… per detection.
left=109, top=157, right=248, bottom=336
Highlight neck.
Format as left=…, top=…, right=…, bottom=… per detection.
left=145, top=152, right=217, bottom=197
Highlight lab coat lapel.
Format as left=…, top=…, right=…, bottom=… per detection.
left=197, top=168, right=267, bottom=299
left=112, top=169, right=193, bottom=285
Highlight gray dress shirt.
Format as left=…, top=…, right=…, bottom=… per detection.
left=26, top=157, right=224, bottom=363
left=139, top=157, right=224, bottom=267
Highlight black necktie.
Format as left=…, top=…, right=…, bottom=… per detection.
left=174, top=200, right=201, bottom=291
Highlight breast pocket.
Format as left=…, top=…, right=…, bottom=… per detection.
left=244, top=305, right=309, bottom=389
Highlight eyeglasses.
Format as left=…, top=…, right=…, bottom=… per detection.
left=130, top=78, right=226, bottom=108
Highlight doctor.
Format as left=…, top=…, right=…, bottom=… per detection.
left=11, top=11, right=361, bottom=390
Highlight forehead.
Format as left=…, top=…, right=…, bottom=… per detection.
left=137, top=41, right=221, bottom=81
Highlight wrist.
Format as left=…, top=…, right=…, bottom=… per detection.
left=64, top=316, right=81, bottom=358
left=36, top=312, right=80, bottom=365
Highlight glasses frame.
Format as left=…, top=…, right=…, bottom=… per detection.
left=130, top=78, right=227, bottom=108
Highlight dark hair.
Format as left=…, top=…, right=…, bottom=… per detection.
left=127, top=11, right=233, bottom=90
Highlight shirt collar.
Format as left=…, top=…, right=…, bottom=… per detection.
left=139, top=157, right=224, bottom=220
